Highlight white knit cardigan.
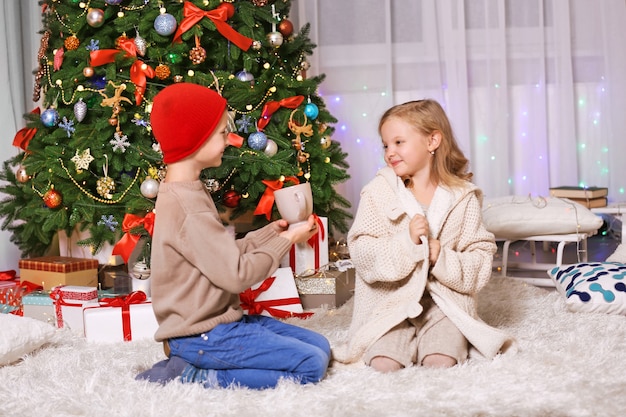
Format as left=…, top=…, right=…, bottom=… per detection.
left=333, top=167, right=516, bottom=364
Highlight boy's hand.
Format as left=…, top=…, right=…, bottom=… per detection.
left=270, top=219, right=289, bottom=234
left=279, top=215, right=318, bottom=244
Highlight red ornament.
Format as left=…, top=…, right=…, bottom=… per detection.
left=223, top=189, right=241, bottom=208
left=278, top=19, right=294, bottom=37
left=43, top=188, right=63, bottom=209
left=217, top=2, right=235, bottom=19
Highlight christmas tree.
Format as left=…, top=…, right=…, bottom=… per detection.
left=0, top=0, right=351, bottom=265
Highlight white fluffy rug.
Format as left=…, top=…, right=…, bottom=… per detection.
left=2, top=277, right=626, bottom=417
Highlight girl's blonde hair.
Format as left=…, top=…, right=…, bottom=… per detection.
left=378, top=99, right=472, bottom=188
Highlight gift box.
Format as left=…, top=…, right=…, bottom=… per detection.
left=295, top=263, right=356, bottom=310
left=19, top=256, right=99, bottom=291
left=280, top=217, right=329, bottom=275
left=82, top=291, right=158, bottom=343
left=240, top=267, right=310, bottom=319
left=50, top=285, right=99, bottom=333
left=22, top=290, right=55, bottom=323
left=1, top=280, right=21, bottom=315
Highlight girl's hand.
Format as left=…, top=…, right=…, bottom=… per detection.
left=280, top=215, right=318, bottom=244
left=409, top=214, right=429, bottom=244
left=428, top=238, right=441, bottom=264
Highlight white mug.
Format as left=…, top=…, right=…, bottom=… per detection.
left=273, top=182, right=313, bottom=227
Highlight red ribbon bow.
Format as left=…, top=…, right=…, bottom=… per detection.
left=112, top=212, right=155, bottom=264
left=99, top=291, right=148, bottom=341
left=239, top=277, right=312, bottom=319
left=257, top=96, right=305, bottom=131
left=89, top=38, right=155, bottom=105
left=289, top=214, right=326, bottom=274
left=13, top=108, right=40, bottom=151
left=0, top=270, right=16, bottom=281
left=253, top=176, right=300, bottom=221
left=173, top=1, right=253, bottom=51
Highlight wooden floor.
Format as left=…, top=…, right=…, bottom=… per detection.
left=492, top=229, right=621, bottom=288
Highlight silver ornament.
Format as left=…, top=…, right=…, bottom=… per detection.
left=86, top=8, right=105, bottom=28
left=140, top=177, right=159, bottom=198
left=134, top=32, right=147, bottom=57
left=74, top=98, right=87, bottom=122
left=267, top=32, right=284, bottom=48
left=235, top=70, right=254, bottom=83
left=131, top=260, right=151, bottom=280
left=154, top=13, right=177, bottom=36
left=264, top=139, right=278, bottom=157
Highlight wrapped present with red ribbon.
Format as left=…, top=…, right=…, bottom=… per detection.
left=49, top=285, right=99, bottom=332
left=82, top=291, right=158, bottom=343
left=280, top=216, right=329, bottom=276
left=239, top=268, right=311, bottom=319
left=19, top=257, right=98, bottom=291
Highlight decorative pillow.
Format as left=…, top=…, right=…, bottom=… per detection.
left=482, top=195, right=603, bottom=239
left=547, top=262, right=626, bottom=315
left=0, top=314, right=56, bottom=366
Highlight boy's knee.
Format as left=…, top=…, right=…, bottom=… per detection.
left=302, top=347, right=330, bottom=383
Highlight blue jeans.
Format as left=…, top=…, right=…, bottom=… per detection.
left=167, top=314, right=331, bottom=389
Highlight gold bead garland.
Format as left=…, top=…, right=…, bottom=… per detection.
left=59, top=158, right=140, bottom=204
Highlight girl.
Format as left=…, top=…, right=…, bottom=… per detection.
left=335, top=99, right=514, bottom=371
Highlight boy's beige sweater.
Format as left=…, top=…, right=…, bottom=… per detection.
left=334, top=167, right=515, bottom=364
left=150, top=180, right=292, bottom=342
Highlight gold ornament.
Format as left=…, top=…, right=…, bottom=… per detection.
left=320, top=136, right=331, bottom=149
left=16, top=166, right=30, bottom=183
left=96, top=176, right=115, bottom=199
left=190, top=35, right=207, bottom=65
left=97, top=155, right=115, bottom=199
left=155, top=64, right=171, bottom=80
left=64, top=35, right=80, bottom=50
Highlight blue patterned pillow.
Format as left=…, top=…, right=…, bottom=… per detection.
left=548, top=262, right=626, bottom=315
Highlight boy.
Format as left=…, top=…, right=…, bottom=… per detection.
left=136, top=83, right=330, bottom=389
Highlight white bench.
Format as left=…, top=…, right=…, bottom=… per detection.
left=496, top=232, right=589, bottom=287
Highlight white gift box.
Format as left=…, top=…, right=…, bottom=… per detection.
left=83, top=296, right=158, bottom=343
left=240, top=267, right=306, bottom=318
left=50, top=285, right=99, bottom=333
left=280, top=216, right=329, bottom=275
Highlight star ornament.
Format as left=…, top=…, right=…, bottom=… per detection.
left=71, top=148, right=94, bottom=171
left=110, top=131, right=131, bottom=153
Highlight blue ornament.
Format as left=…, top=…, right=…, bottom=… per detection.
left=91, top=75, right=107, bottom=90
left=248, top=132, right=268, bottom=151
left=154, top=13, right=177, bottom=36
left=304, top=103, right=319, bottom=120
left=41, top=108, right=60, bottom=127
left=105, top=0, right=123, bottom=5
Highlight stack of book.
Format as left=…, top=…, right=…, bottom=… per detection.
left=549, top=186, right=608, bottom=208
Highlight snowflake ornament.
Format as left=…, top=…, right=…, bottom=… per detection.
left=132, top=116, right=149, bottom=128
left=110, top=131, right=131, bottom=153
left=97, top=214, right=118, bottom=232
left=71, top=148, right=94, bottom=171
left=236, top=114, right=254, bottom=133
left=59, top=117, right=75, bottom=137
left=85, top=39, right=100, bottom=51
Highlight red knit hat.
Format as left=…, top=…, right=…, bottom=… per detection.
left=150, top=83, right=227, bottom=164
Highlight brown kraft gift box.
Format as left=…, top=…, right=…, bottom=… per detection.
left=19, top=256, right=99, bottom=291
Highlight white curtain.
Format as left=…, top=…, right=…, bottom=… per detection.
left=296, top=0, right=626, bottom=226
left=0, top=1, right=41, bottom=270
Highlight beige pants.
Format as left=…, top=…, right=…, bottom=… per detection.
left=363, top=296, right=468, bottom=367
